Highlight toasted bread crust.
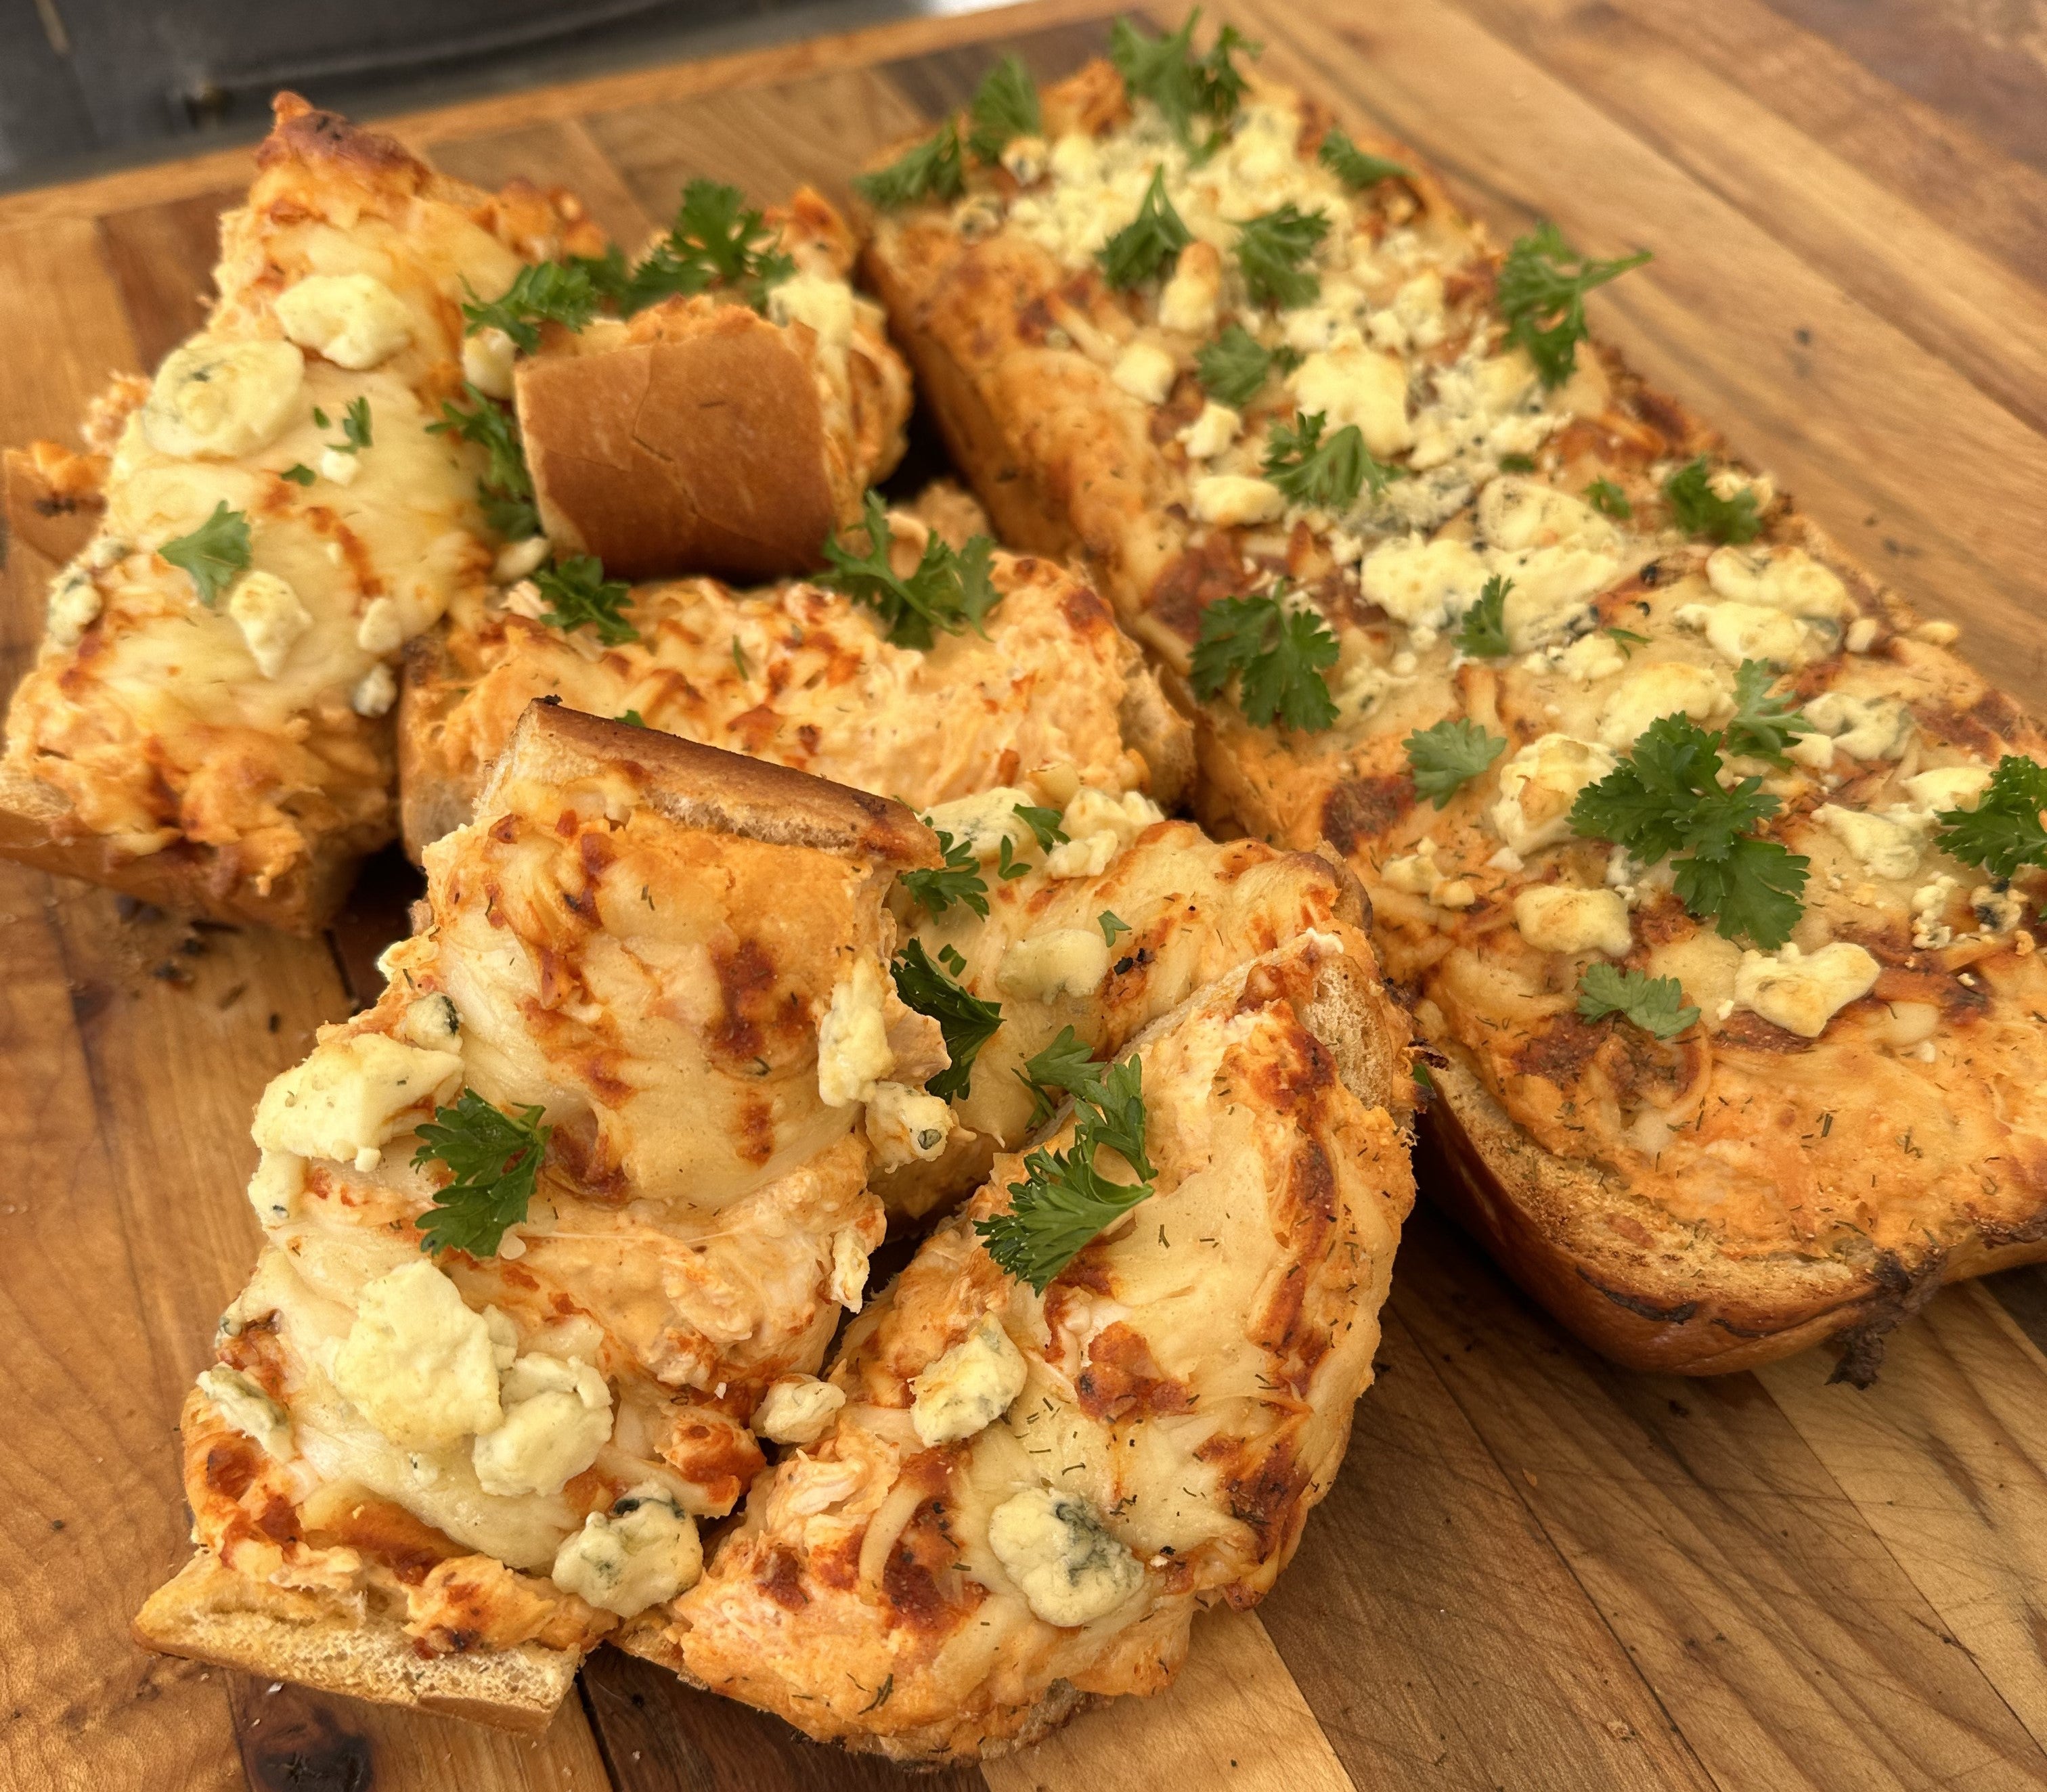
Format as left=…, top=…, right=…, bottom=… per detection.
left=135, top=1551, right=581, bottom=1733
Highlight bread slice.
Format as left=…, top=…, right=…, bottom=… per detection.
left=396, top=523, right=1192, bottom=859
left=651, top=926, right=1415, bottom=1760
left=0, top=95, right=606, bottom=933
left=134, top=1552, right=581, bottom=1734
left=853, top=47, right=2047, bottom=1377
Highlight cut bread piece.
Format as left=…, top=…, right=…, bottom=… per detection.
left=651, top=928, right=1415, bottom=1760
left=0, top=95, right=606, bottom=931
left=136, top=702, right=944, bottom=1724
left=397, top=512, right=1192, bottom=858
left=854, top=39, right=2047, bottom=1376
left=506, top=185, right=910, bottom=581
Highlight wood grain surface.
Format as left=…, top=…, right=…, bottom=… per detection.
left=1, top=2, right=2044, bottom=1787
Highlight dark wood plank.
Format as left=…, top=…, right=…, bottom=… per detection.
left=1985, top=1265, right=2047, bottom=1364
left=582, top=1646, right=989, bottom=1792
left=1760, top=0, right=2047, bottom=178
left=95, top=187, right=238, bottom=370
left=1258, top=1239, right=1714, bottom=1792
left=1391, top=1204, right=2047, bottom=1790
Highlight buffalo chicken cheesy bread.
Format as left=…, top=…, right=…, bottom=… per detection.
left=398, top=508, right=1192, bottom=853
left=648, top=928, right=1415, bottom=1759
left=135, top=705, right=946, bottom=1726
left=854, top=26, right=2047, bottom=1375
left=0, top=96, right=607, bottom=931
left=501, top=184, right=914, bottom=581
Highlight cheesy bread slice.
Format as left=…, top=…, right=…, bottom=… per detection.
left=0, top=96, right=604, bottom=931
left=135, top=704, right=939, bottom=1726
left=646, top=927, right=1413, bottom=1760
left=854, top=35, right=2047, bottom=1376
left=397, top=510, right=1193, bottom=854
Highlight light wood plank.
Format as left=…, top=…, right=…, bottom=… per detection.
left=95, top=189, right=236, bottom=371
left=983, top=1610, right=1354, bottom=1792
left=1390, top=1209, right=2047, bottom=1791
left=1233, top=0, right=2047, bottom=713
left=1446, top=0, right=2047, bottom=434
left=1760, top=1283, right=2047, bottom=1755
left=432, top=119, right=658, bottom=251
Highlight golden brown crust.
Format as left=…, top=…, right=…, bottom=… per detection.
left=518, top=303, right=840, bottom=581
left=135, top=1552, right=581, bottom=1733
left=489, top=700, right=941, bottom=869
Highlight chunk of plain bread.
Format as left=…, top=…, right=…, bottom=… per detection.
left=516, top=305, right=841, bottom=581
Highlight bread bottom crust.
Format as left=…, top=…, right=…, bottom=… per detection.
left=134, top=1550, right=584, bottom=1733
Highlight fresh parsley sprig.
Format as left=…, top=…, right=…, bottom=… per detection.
left=1109, top=10, right=1258, bottom=152
left=1099, top=167, right=1193, bottom=288
left=429, top=383, right=540, bottom=539
left=968, top=54, right=1041, bottom=163
left=1263, top=410, right=1401, bottom=510
left=1235, top=203, right=1327, bottom=308
left=1017, top=1025, right=1099, bottom=1129
left=1455, top=575, right=1513, bottom=658
left=1933, top=754, right=2047, bottom=881
left=1195, top=323, right=1298, bottom=406
left=1570, top=713, right=1809, bottom=949
left=412, top=1088, right=552, bottom=1258
left=892, top=939, right=1003, bottom=1101
left=462, top=259, right=613, bottom=351
left=1099, top=910, right=1131, bottom=946
left=1405, top=718, right=1506, bottom=806
left=1319, top=127, right=1409, bottom=189
left=902, top=827, right=990, bottom=919
left=159, top=502, right=250, bottom=608
left=324, top=396, right=372, bottom=457
left=657, top=179, right=796, bottom=309
left=1585, top=477, right=1632, bottom=520
left=1664, top=457, right=1763, bottom=545
left=820, top=494, right=1000, bottom=650
left=1576, top=964, right=1699, bottom=1040
left=1721, top=660, right=1813, bottom=767
left=1189, top=588, right=1339, bottom=733
left=855, top=120, right=965, bottom=209
left=980, top=1044, right=1155, bottom=1291
left=1497, top=223, right=1651, bottom=386
left=1013, top=803, right=1067, bottom=851
left=535, top=556, right=638, bottom=646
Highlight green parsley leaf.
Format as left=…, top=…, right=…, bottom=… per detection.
left=412, top=1088, right=552, bottom=1258
left=938, top=942, right=968, bottom=975
left=855, top=120, right=965, bottom=209
left=1585, top=476, right=1632, bottom=519
left=1576, top=963, right=1700, bottom=1040
left=1455, top=575, right=1513, bottom=658
left=462, top=259, right=609, bottom=352
left=820, top=493, right=1001, bottom=650
left=979, top=1046, right=1155, bottom=1290
left=1099, top=910, right=1131, bottom=947
left=1318, top=127, right=1409, bottom=189
left=617, top=709, right=646, bottom=727
left=1109, top=10, right=1258, bottom=151
left=996, top=836, right=1030, bottom=881
left=1263, top=409, right=1400, bottom=510
left=1497, top=451, right=1538, bottom=474
left=1013, top=803, right=1067, bottom=851
left=1933, top=754, right=2047, bottom=881
left=641, top=179, right=797, bottom=311
left=1189, top=590, right=1340, bottom=734
left=534, top=555, right=638, bottom=647
left=1721, top=660, right=1813, bottom=767
left=1235, top=202, right=1327, bottom=308
left=968, top=53, right=1041, bottom=163
left=1098, top=167, right=1193, bottom=289
left=1606, top=625, right=1650, bottom=654
left=1663, top=457, right=1762, bottom=544
left=892, top=939, right=1003, bottom=1101
left=1017, top=1024, right=1100, bottom=1128
left=158, top=501, right=250, bottom=608
left=1404, top=718, right=1507, bottom=807
left=326, top=396, right=372, bottom=456
left=429, top=384, right=539, bottom=540
left=312, top=407, right=330, bottom=428
left=1570, top=713, right=1807, bottom=948
left=731, top=637, right=748, bottom=679
left=901, top=826, right=990, bottom=920
left=1497, top=222, right=1651, bottom=386
left=1195, top=323, right=1298, bottom=407
left=280, top=463, right=315, bottom=487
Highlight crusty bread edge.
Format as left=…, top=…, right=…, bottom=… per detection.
left=134, top=1550, right=581, bottom=1733
left=489, top=700, right=940, bottom=869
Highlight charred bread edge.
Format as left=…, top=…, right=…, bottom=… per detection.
left=490, top=700, right=940, bottom=870
left=133, top=1550, right=581, bottom=1734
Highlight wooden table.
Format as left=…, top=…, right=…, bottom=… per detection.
left=3, top=2, right=2046, bottom=1787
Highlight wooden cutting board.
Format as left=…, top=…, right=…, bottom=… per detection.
left=3, top=3, right=2045, bottom=1787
